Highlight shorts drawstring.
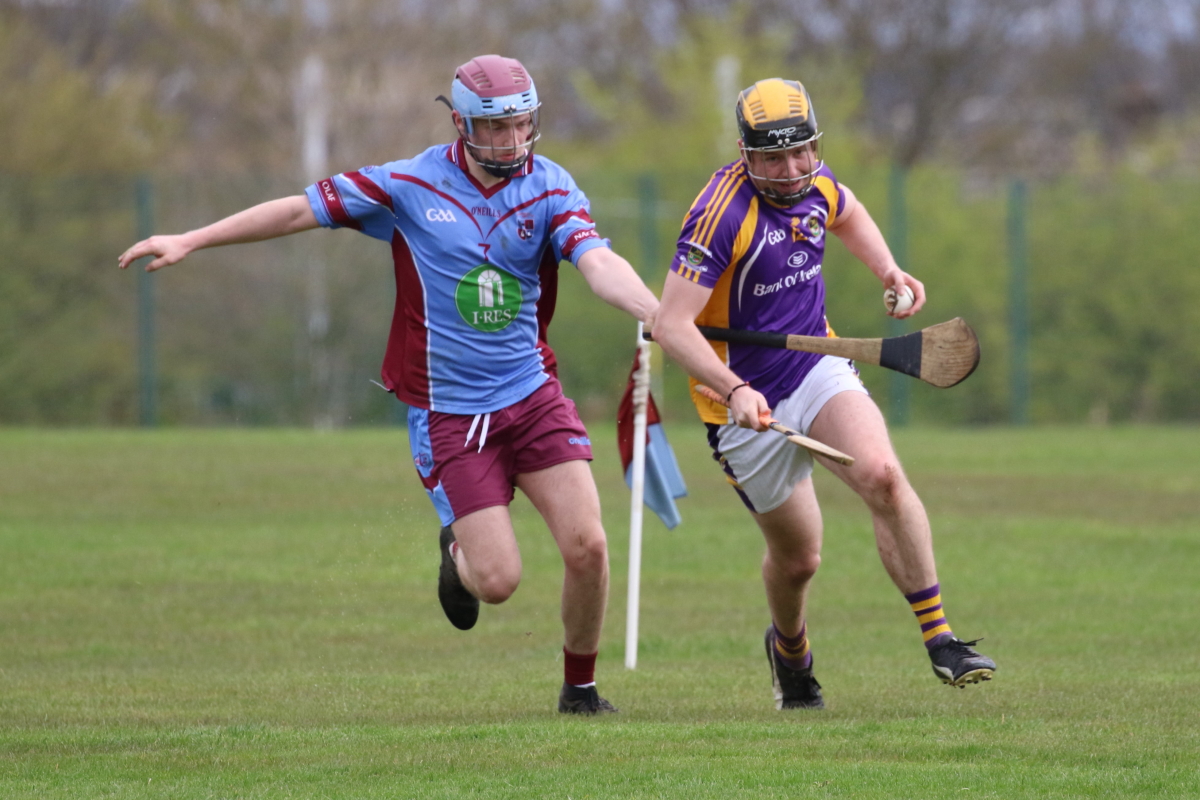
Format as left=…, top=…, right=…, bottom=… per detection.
left=464, top=412, right=490, bottom=453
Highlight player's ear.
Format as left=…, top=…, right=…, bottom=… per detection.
left=451, top=110, right=467, bottom=139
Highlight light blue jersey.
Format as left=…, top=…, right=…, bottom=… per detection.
left=305, top=139, right=608, bottom=414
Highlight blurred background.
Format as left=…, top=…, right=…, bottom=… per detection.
left=3, top=0, right=1200, bottom=428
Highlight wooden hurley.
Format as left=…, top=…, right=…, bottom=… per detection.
left=693, top=385, right=855, bottom=467
left=649, top=318, right=981, bottom=389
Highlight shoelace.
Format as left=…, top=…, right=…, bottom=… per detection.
left=464, top=412, right=491, bottom=453
left=938, top=637, right=985, bottom=658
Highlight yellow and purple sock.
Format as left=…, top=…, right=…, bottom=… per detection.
left=772, top=622, right=812, bottom=670
left=906, top=584, right=953, bottom=649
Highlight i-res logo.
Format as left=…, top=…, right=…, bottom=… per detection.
left=426, top=208, right=457, bottom=222
left=455, top=264, right=523, bottom=332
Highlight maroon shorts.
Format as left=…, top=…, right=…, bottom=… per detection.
left=414, top=377, right=593, bottom=525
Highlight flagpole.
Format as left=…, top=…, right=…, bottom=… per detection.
left=625, top=322, right=651, bottom=670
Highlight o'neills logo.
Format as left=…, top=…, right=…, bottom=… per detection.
left=320, top=179, right=338, bottom=203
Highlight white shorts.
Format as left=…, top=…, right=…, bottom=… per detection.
left=706, top=355, right=868, bottom=514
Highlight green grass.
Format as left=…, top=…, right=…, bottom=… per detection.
left=1, top=425, right=1197, bottom=798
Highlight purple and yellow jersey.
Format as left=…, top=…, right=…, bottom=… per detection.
left=304, top=140, right=609, bottom=415
left=673, top=160, right=846, bottom=424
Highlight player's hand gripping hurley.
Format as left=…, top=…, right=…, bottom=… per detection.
left=692, top=385, right=855, bottom=466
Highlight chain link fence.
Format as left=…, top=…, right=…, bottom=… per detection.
left=4, top=165, right=1199, bottom=426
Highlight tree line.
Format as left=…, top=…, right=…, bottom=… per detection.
left=2, top=0, right=1198, bottom=424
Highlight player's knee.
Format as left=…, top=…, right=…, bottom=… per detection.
left=474, top=566, right=522, bottom=604
left=763, top=551, right=820, bottom=587
left=561, top=528, right=608, bottom=576
left=855, top=459, right=907, bottom=510
left=774, top=550, right=821, bottom=585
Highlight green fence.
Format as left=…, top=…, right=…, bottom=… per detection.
left=2, top=167, right=1198, bottom=426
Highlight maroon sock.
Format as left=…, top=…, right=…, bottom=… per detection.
left=563, top=647, right=597, bottom=687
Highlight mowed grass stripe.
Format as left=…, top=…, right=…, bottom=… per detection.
left=5, top=722, right=1197, bottom=796
left=1, top=426, right=1197, bottom=798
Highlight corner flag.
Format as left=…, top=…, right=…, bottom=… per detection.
left=620, top=325, right=686, bottom=670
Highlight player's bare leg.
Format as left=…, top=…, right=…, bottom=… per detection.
left=516, top=459, right=616, bottom=713
left=516, top=460, right=608, bottom=654
left=751, top=478, right=823, bottom=638
left=449, top=505, right=523, bottom=604
left=809, top=390, right=996, bottom=687
left=750, top=478, right=825, bottom=708
left=808, top=390, right=936, bottom=594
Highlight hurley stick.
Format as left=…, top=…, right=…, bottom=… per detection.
left=693, top=385, right=855, bottom=466
left=648, top=318, right=980, bottom=388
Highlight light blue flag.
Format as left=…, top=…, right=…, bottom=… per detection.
left=623, top=422, right=687, bottom=529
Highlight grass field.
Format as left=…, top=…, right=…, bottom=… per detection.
left=1, top=424, right=1197, bottom=798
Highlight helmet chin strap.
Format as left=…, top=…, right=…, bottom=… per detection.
left=759, top=182, right=815, bottom=207
left=476, top=156, right=525, bottom=179
left=462, top=139, right=529, bottom=178
left=739, top=146, right=822, bottom=207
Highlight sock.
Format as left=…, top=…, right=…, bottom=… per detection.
left=906, top=583, right=953, bottom=649
left=772, top=622, right=812, bottom=670
left=563, top=647, right=597, bottom=687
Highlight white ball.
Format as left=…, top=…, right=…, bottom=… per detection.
left=884, top=285, right=915, bottom=314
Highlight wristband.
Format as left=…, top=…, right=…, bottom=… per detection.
left=726, top=382, right=751, bottom=403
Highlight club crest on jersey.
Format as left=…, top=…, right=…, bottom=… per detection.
left=455, top=264, right=523, bottom=332
left=516, top=211, right=536, bottom=241
left=686, top=246, right=705, bottom=266
left=791, top=212, right=824, bottom=244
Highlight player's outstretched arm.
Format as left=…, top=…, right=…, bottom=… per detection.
left=118, top=195, right=319, bottom=272
left=575, top=247, right=659, bottom=327
left=652, top=272, right=770, bottom=432
left=829, top=184, right=925, bottom=319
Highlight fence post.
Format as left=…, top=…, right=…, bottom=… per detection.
left=1008, top=179, right=1030, bottom=424
left=637, top=173, right=659, bottom=280
left=135, top=176, right=157, bottom=427
left=887, top=163, right=910, bottom=426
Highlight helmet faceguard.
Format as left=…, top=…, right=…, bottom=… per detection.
left=736, top=79, right=823, bottom=206
left=441, top=55, right=541, bottom=179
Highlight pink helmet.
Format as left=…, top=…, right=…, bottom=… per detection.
left=444, top=55, right=542, bottom=178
